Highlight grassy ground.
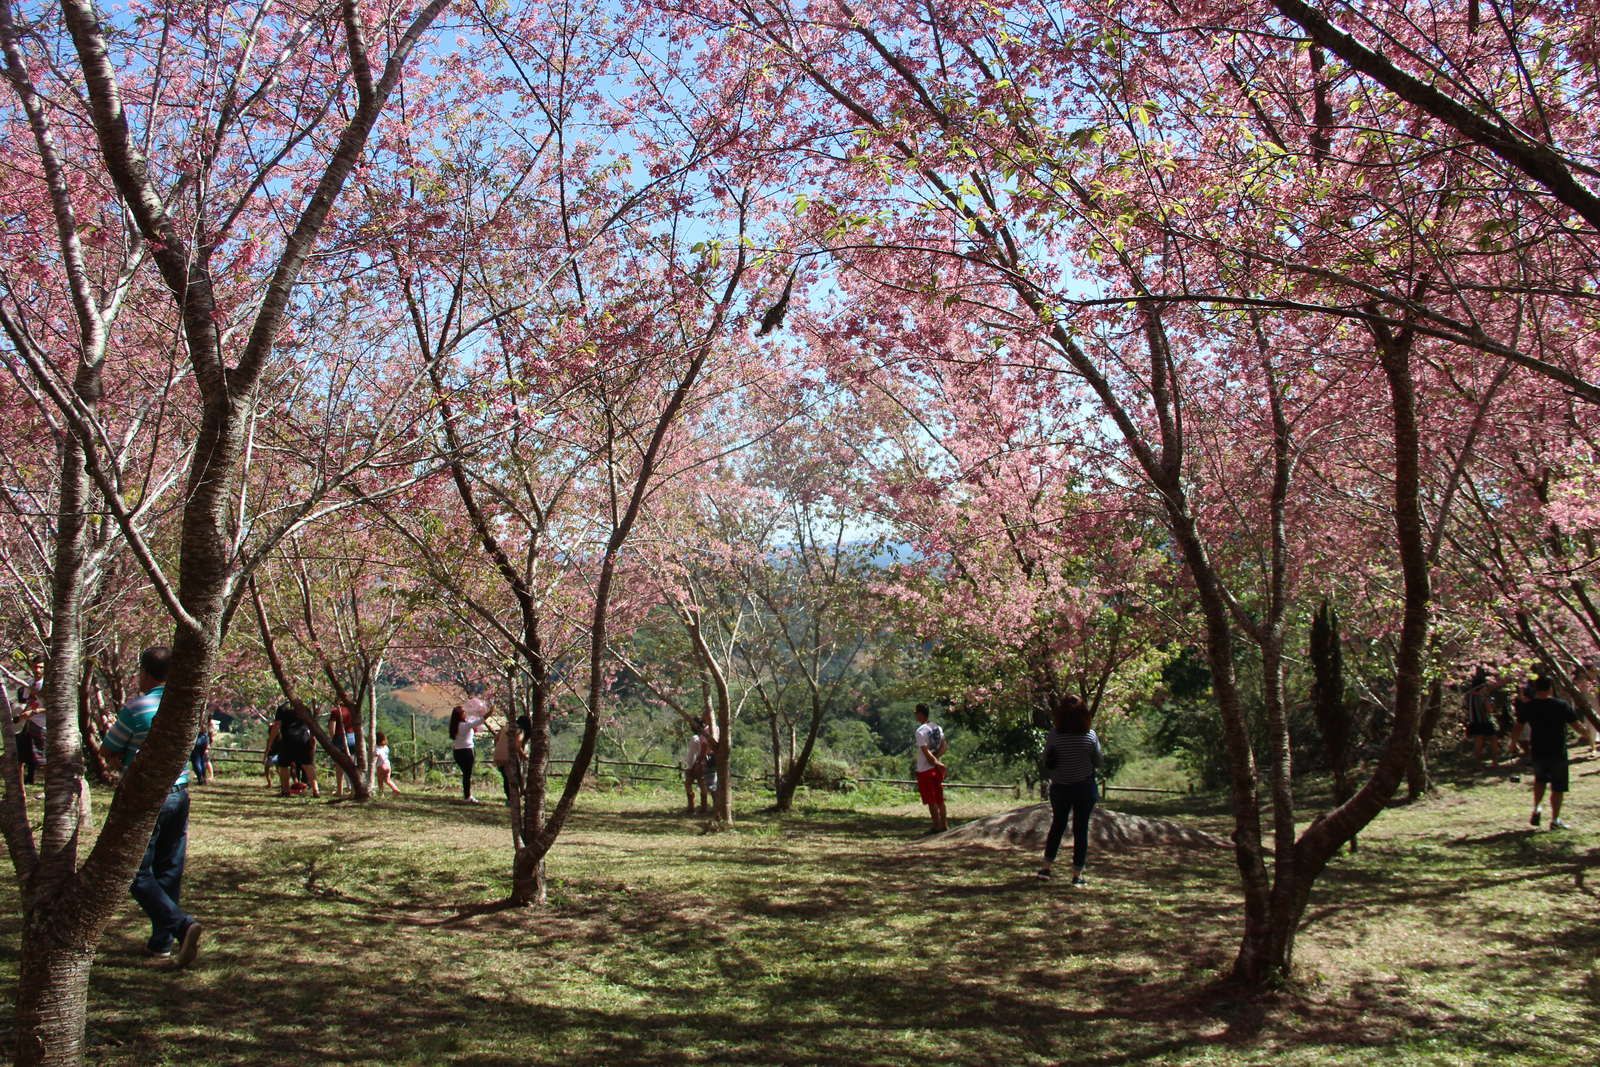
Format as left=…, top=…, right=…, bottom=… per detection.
left=1, top=755, right=1598, bottom=1065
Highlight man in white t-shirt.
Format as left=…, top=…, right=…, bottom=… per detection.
left=913, top=703, right=948, bottom=833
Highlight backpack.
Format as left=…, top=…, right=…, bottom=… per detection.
left=282, top=713, right=312, bottom=747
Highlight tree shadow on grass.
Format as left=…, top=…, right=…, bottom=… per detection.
left=572, top=806, right=920, bottom=841
left=8, top=785, right=1597, bottom=1065
left=1301, top=866, right=1571, bottom=929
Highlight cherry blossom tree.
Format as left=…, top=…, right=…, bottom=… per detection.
left=346, top=0, right=801, bottom=893
left=662, top=0, right=1584, bottom=988
left=0, top=0, right=453, bottom=1059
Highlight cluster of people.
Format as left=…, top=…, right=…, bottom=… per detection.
left=669, top=698, right=1106, bottom=885
left=1465, top=668, right=1595, bottom=829
left=447, top=700, right=531, bottom=804
left=908, top=697, right=1104, bottom=885
left=259, top=703, right=435, bottom=799
left=251, top=692, right=535, bottom=804
left=264, top=702, right=321, bottom=797
left=1464, top=667, right=1599, bottom=765
left=262, top=699, right=374, bottom=798
left=51, top=642, right=1594, bottom=984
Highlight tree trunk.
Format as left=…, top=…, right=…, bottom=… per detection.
left=13, top=929, right=95, bottom=1067
left=514, top=621, right=552, bottom=906
left=10, top=400, right=100, bottom=1065
left=709, top=672, right=733, bottom=827
left=75, top=670, right=112, bottom=785
left=711, top=732, right=732, bottom=826
left=684, top=609, right=736, bottom=827
left=773, top=711, right=798, bottom=810
left=774, top=773, right=797, bottom=812
left=1164, top=515, right=1274, bottom=986
left=501, top=669, right=533, bottom=899
left=1232, top=871, right=1313, bottom=986
left=768, top=710, right=782, bottom=796
left=1229, top=323, right=1433, bottom=988
left=510, top=851, right=546, bottom=906
left=362, top=658, right=383, bottom=793
left=774, top=688, right=828, bottom=813
left=1408, top=676, right=1444, bottom=800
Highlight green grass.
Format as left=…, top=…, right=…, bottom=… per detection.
left=2, top=756, right=1598, bottom=1065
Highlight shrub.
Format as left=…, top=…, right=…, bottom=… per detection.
left=799, top=752, right=855, bottom=791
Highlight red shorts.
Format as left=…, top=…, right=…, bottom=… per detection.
left=917, top=766, right=945, bottom=806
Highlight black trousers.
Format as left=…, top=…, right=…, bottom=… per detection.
left=453, top=748, right=475, bottom=798
left=1044, top=779, right=1098, bottom=869
left=15, top=732, right=38, bottom=784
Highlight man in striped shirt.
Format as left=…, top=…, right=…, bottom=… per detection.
left=103, top=646, right=202, bottom=967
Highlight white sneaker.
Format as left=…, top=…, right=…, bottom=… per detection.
left=1552, top=818, right=1571, bottom=830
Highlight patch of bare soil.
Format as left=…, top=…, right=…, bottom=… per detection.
left=389, top=682, right=466, bottom=718
left=920, top=803, right=1229, bottom=851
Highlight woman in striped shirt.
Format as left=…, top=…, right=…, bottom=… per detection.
left=1037, top=694, right=1101, bottom=885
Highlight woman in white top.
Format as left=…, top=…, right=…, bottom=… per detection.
left=448, top=703, right=488, bottom=803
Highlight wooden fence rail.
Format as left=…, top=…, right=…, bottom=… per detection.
left=1100, top=784, right=1189, bottom=796
left=211, top=747, right=1181, bottom=798
left=853, top=776, right=1020, bottom=794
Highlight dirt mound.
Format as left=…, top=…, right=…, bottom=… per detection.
left=921, top=803, right=1228, bottom=852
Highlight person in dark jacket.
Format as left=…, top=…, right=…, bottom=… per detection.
left=1037, top=694, right=1101, bottom=885
left=269, top=702, right=319, bottom=798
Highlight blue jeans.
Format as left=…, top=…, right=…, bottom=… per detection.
left=130, top=787, right=193, bottom=952
left=1044, top=779, right=1097, bottom=870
